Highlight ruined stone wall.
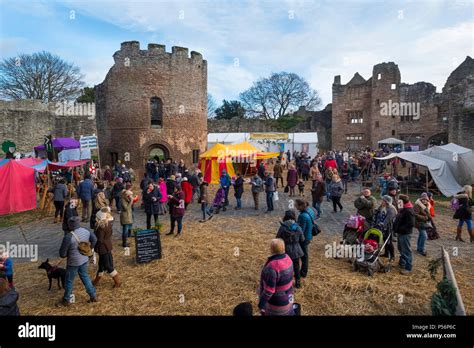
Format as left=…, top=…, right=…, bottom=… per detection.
left=0, top=100, right=96, bottom=153
left=331, top=61, right=451, bottom=151
left=96, top=41, right=208, bottom=170
left=208, top=119, right=284, bottom=133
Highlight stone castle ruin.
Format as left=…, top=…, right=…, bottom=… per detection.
left=95, top=41, right=208, bottom=170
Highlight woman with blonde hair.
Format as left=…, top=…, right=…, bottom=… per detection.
left=92, top=207, right=120, bottom=288
left=328, top=174, right=344, bottom=213
left=453, top=185, right=473, bottom=242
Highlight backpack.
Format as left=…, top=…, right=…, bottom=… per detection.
left=303, top=210, right=321, bottom=236
left=450, top=198, right=460, bottom=212
left=70, top=231, right=93, bottom=257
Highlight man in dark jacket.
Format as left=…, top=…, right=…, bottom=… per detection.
left=77, top=174, right=94, bottom=222
left=166, top=186, right=185, bottom=237
left=276, top=210, right=305, bottom=288
left=393, top=194, right=415, bottom=275
left=233, top=173, right=244, bottom=210
left=311, top=175, right=326, bottom=219
left=143, top=183, right=162, bottom=229
left=264, top=171, right=275, bottom=212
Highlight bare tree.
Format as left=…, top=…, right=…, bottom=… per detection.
left=0, top=51, right=84, bottom=102
left=207, top=93, right=217, bottom=118
left=240, top=72, right=321, bottom=119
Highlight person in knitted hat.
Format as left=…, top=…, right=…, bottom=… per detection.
left=453, top=185, right=473, bottom=242
left=354, top=188, right=377, bottom=222
left=393, top=195, right=415, bottom=275
left=119, top=184, right=137, bottom=247
left=414, top=193, right=432, bottom=256
left=373, top=195, right=397, bottom=261
left=92, top=207, right=120, bottom=288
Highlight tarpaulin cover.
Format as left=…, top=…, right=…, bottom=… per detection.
left=421, top=143, right=474, bottom=185
left=0, top=160, right=36, bottom=215
left=376, top=151, right=462, bottom=197
left=47, top=160, right=89, bottom=171
left=34, top=137, right=80, bottom=151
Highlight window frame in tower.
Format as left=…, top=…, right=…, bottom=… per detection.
left=150, top=96, right=163, bottom=128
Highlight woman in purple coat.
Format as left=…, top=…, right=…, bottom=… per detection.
left=286, top=164, right=299, bottom=197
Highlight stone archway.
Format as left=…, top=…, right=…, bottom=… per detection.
left=427, top=132, right=448, bottom=147
left=147, top=144, right=170, bottom=162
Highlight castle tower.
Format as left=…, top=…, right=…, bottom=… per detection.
left=95, top=41, right=208, bottom=170
left=369, top=62, right=401, bottom=148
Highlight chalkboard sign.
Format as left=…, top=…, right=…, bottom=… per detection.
left=135, top=229, right=162, bottom=264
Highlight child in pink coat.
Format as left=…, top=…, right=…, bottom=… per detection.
left=158, top=178, right=168, bottom=215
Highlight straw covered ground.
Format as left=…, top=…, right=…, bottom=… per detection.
left=9, top=182, right=474, bottom=316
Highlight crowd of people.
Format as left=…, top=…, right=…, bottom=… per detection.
left=1, top=148, right=472, bottom=316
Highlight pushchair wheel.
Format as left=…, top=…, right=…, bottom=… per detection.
left=383, top=264, right=392, bottom=273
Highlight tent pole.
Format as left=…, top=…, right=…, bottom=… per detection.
left=426, top=166, right=429, bottom=193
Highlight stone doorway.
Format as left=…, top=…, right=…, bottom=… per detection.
left=148, top=144, right=169, bottom=162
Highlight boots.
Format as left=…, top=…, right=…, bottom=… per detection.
left=469, top=229, right=473, bottom=243
left=53, top=216, right=58, bottom=224
left=122, top=236, right=129, bottom=247
left=455, top=226, right=465, bottom=242
left=92, top=273, right=102, bottom=286
left=112, top=272, right=121, bottom=288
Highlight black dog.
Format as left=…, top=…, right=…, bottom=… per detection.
left=38, top=259, right=66, bottom=291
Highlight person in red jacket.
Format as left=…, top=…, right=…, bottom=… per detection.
left=324, top=152, right=338, bottom=170
left=166, top=185, right=186, bottom=237
left=181, top=177, right=193, bottom=209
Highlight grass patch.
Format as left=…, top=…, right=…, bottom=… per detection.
left=0, top=209, right=44, bottom=228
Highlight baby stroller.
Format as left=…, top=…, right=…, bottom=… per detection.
left=342, top=214, right=366, bottom=245
left=352, top=227, right=392, bottom=276
left=211, top=187, right=225, bottom=214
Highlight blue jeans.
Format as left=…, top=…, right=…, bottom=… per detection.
left=417, top=228, right=427, bottom=253
left=458, top=219, right=473, bottom=229
left=201, top=203, right=212, bottom=220
left=63, top=261, right=96, bottom=302
left=313, top=201, right=322, bottom=219
left=266, top=191, right=274, bottom=211
left=122, top=224, right=132, bottom=238
left=397, top=234, right=412, bottom=271
left=236, top=197, right=242, bottom=209
left=325, top=182, right=331, bottom=200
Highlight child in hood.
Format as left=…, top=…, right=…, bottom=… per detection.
left=0, top=250, right=13, bottom=288
left=212, top=187, right=225, bottom=214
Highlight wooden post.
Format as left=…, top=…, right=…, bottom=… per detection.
left=441, top=247, right=466, bottom=316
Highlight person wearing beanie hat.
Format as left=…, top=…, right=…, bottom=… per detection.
left=393, top=195, right=415, bottom=275
left=62, top=194, right=79, bottom=233
left=233, top=301, right=253, bottom=316
left=92, top=207, right=120, bottom=288
left=0, top=270, right=19, bottom=316
left=414, top=193, right=432, bottom=256
left=354, top=188, right=377, bottom=222
left=119, top=185, right=137, bottom=247
left=112, top=177, right=125, bottom=213
left=453, top=185, right=473, bottom=242
left=373, top=196, right=397, bottom=261
left=58, top=216, right=97, bottom=306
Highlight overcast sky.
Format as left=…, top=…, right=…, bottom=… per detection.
left=1, top=0, right=473, bottom=107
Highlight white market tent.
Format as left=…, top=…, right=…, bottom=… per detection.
left=207, top=132, right=319, bottom=157
left=376, top=148, right=465, bottom=197
left=378, top=138, right=405, bottom=145
left=422, top=143, right=474, bottom=185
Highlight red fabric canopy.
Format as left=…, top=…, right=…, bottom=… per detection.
left=0, top=160, right=37, bottom=215
left=47, top=159, right=89, bottom=170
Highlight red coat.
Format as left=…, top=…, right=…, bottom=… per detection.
left=324, top=159, right=337, bottom=169
left=182, top=181, right=193, bottom=203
